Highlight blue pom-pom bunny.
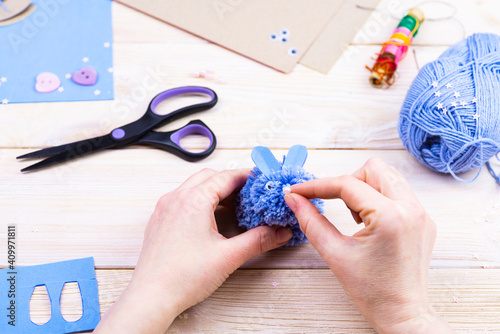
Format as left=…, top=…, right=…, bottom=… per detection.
left=235, top=145, right=324, bottom=246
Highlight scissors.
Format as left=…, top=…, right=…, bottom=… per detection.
left=18, top=86, right=218, bottom=172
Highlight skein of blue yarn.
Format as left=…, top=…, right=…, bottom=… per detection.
left=398, top=33, right=500, bottom=182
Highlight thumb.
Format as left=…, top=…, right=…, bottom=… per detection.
left=225, top=225, right=292, bottom=267
left=285, top=193, right=345, bottom=259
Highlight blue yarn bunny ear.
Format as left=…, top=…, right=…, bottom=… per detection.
left=251, top=146, right=281, bottom=178
left=283, top=145, right=308, bottom=168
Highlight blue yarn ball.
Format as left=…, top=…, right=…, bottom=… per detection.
left=235, top=163, right=324, bottom=247
left=398, top=33, right=500, bottom=181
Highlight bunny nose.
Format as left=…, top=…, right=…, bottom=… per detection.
left=283, top=184, right=291, bottom=195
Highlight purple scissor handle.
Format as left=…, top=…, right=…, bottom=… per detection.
left=17, top=86, right=218, bottom=172
left=136, top=119, right=216, bottom=162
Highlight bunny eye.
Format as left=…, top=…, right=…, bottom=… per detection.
left=265, top=181, right=274, bottom=191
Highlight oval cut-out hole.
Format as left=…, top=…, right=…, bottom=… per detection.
left=152, top=93, right=212, bottom=116
left=30, top=285, right=51, bottom=325
left=179, top=134, right=211, bottom=153
left=60, top=282, right=83, bottom=322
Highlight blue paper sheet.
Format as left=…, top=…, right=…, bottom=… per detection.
left=0, top=257, right=100, bottom=333
left=0, top=0, right=113, bottom=104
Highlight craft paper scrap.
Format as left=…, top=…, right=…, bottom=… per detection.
left=115, top=0, right=380, bottom=74
left=0, top=257, right=100, bottom=333
left=116, top=0, right=340, bottom=73
left=0, top=0, right=113, bottom=104
left=300, top=0, right=382, bottom=74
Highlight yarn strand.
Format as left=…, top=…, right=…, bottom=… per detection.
left=486, top=156, right=500, bottom=185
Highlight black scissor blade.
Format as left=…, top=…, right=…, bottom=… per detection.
left=20, top=136, right=116, bottom=172
left=17, top=134, right=111, bottom=159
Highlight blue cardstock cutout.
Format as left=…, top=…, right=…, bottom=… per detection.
left=0, top=0, right=113, bottom=103
left=283, top=145, right=308, bottom=168
left=0, top=257, right=100, bottom=333
left=251, top=146, right=281, bottom=179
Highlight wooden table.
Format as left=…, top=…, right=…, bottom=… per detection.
left=1, top=1, right=499, bottom=332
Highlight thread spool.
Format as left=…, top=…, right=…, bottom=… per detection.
left=367, top=8, right=425, bottom=88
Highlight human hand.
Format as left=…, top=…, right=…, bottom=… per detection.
left=95, top=168, right=292, bottom=334
left=284, top=158, right=454, bottom=333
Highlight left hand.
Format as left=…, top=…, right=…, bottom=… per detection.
left=94, top=168, right=292, bottom=333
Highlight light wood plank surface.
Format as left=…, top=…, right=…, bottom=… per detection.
left=1, top=0, right=499, bottom=332
left=27, top=269, right=500, bottom=333
left=1, top=149, right=499, bottom=269
left=0, top=43, right=419, bottom=150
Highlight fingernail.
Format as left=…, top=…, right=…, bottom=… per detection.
left=276, top=227, right=293, bottom=244
left=283, top=185, right=291, bottom=195
left=284, top=194, right=297, bottom=211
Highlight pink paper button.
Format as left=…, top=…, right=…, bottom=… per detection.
left=35, top=72, right=61, bottom=93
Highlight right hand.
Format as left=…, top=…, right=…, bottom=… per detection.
left=284, top=158, right=454, bottom=333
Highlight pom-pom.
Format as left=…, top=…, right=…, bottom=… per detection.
left=235, top=145, right=324, bottom=246
left=398, top=33, right=500, bottom=182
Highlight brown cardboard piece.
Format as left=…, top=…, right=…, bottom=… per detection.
left=116, top=0, right=380, bottom=74
left=300, top=0, right=382, bottom=73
